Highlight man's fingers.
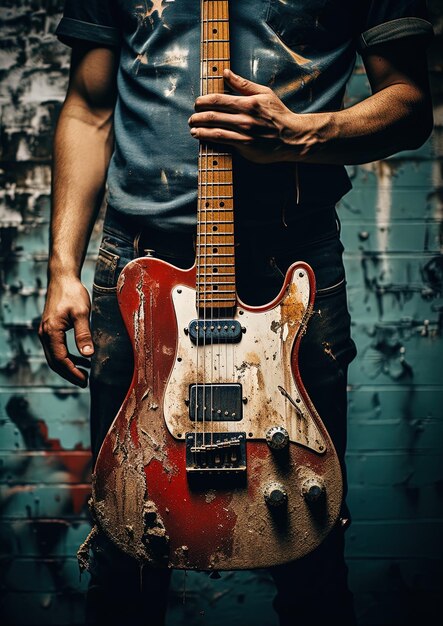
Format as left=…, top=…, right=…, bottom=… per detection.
left=73, top=314, right=94, bottom=356
left=71, top=354, right=92, bottom=369
left=189, top=111, right=270, bottom=135
left=39, top=325, right=89, bottom=387
left=190, top=126, right=252, bottom=144
left=195, top=92, right=259, bottom=115
left=223, top=69, right=270, bottom=95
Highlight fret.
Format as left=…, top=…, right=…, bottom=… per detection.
left=199, top=168, right=231, bottom=173
left=198, top=295, right=236, bottom=299
left=198, top=264, right=234, bottom=268
left=197, top=273, right=236, bottom=277
left=199, top=151, right=231, bottom=157
left=198, top=182, right=232, bottom=186
left=197, top=221, right=234, bottom=226
left=199, top=229, right=234, bottom=237
left=202, top=38, right=230, bottom=43
left=198, top=267, right=236, bottom=271
left=197, top=283, right=236, bottom=288
left=198, top=290, right=236, bottom=294
left=197, top=254, right=234, bottom=259
left=198, top=290, right=235, bottom=296
left=197, top=269, right=235, bottom=273
left=198, top=297, right=236, bottom=303
left=197, top=281, right=236, bottom=285
left=198, top=242, right=234, bottom=247
left=198, top=196, right=233, bottom=201
left=197, top=268, right=235, bottom=273
left=198, top=194, right=233, bottom=198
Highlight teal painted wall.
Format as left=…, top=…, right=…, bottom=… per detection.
left=1, top=1, right=442, bottom=624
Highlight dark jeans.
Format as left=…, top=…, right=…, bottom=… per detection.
left=87, top=206, right=357, bottom=625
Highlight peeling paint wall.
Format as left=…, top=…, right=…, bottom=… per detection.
left=0, top=1, right=442, bottom=624
left=341, top=3, right=443, bottom=621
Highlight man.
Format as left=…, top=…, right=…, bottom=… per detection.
left=39, top=1, right=433, bottom=624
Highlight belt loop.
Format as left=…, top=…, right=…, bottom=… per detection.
left=134, top=231, right=142, bottom=257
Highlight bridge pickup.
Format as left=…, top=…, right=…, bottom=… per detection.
left=188, top=319, right=242, bottom=344
left=186, top=432, right=246, bottom=474
left=189, top=383, right=243, bottom=422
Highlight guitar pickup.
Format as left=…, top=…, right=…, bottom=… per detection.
left=186, top=432, right=246, bottom=475
left=189, top=383, right=243, bottom=422
left=188, top=319, right=243, bottom=344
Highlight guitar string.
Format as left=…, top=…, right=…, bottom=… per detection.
left=202, top=0, right=208, bottom=456
left=195, top=0, right=205, bottom=464
left=204, top=0, right=214, bottom=456
left=219, top=0, right=228, bottom=450
left=208, top=0, right=214, bottom=450
left=218, top=0, right=224, bottom=443
left=198, top=0, right=234, bottom=464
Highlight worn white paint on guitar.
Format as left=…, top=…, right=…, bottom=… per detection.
left=164, top=264, right=326, bottom=453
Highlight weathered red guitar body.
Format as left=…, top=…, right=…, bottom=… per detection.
left=92, top=0, right=343, bottom=570
left=92, top=257, right=343, bottom=570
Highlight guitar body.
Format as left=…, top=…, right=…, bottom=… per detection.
left=92, top=256, right=343, bottom=570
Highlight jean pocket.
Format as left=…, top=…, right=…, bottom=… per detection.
left=93, top=247, right=120, bottom=294
left=316, top=276, right=346, bottom=298
left=265, top=0, right=357, bottom=51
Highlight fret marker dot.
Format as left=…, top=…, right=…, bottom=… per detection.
left=213, top=285, right=218, bottom=291
left=213, top=247, right=218, bottom=254
left=213, top=267, right=218, bottom=273
left=213, top=160, right=218, bottom=166
left=213, top=226, right=218, bottom=231
left=205, top=201, right=210, bottom=208
left=219, top=201, right=224, bottom=207
left=212, top=66, right=218, bottom=72
left=213, top=28, right=217, bottom=34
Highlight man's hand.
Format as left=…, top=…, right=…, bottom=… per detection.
left=189, top=69, right=307, bottom=164
left=39, top=278, right=94, bottom=387
left=189, top=42, right=433, bottom=167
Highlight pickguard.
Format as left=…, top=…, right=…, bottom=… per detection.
left=163, top=268, right=326, bottom=454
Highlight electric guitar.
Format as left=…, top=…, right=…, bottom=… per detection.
left=92, top=0, right=343, bottom=570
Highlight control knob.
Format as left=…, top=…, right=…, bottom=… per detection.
left=263, top=482, right=288, bottom=508
left=301, top=477, right=325, bottom=503
left=266, top=426, right=289, bottom=450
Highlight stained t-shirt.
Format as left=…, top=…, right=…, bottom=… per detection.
left=56, top=1, right=432, bottom=231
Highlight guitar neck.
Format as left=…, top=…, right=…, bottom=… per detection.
left=197, top=0, right=235, bottom=314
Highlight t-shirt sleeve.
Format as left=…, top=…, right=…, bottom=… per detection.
left=55, top=0, right=121, bottom=47
left=358, top=0, right=433, bottom=51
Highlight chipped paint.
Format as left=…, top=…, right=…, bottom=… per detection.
left=375, top=161, right=393, bottom=277
left=164, top=271, right=326, bottom=453
left=91, top=257, right=342, bottom=569
left=161, top=45, right=189, bottom=69
left=144, top=0, right=169, bottom=21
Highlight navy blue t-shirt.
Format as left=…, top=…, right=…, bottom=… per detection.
left=56, top=1, right=432, bottom=231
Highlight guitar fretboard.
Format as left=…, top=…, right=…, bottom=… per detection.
left=196, top=0, right=235, bottom=313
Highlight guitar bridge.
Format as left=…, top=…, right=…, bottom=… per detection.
left=186, top=432, right=246, bottom=475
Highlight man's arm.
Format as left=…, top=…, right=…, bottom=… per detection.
left=39, top=43, right=118, bottom=387
left=188, top=38, right=433, bottom=164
